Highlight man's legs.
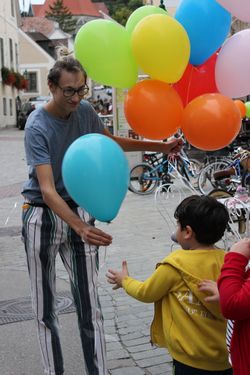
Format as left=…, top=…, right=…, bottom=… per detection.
left=59, top=208, right=107, bottom=375
left=22, top=206, right=64, bottom=375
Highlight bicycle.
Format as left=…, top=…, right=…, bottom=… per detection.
left=198, top=149, right=250, bottom=195
left=129, top=150, right=201, bottom=195
left=208, top=188, right=249, bottom=239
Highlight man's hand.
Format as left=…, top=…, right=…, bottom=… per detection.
left=230, top=238, right=250, bottom=259
left=106, top=260, right=129, bottom=289
left=162, top=137, right=183, bottom=155
left=198, top=280, right=219, bottom=302
left=80, top=224, right=112, bottom=246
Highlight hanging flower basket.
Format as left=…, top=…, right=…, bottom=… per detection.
left=1, top=67, right=27, bottom=89
left=5, top=71, right=16, bottom=85
left=1, top=66, right=10, bottom=83
left=13, top=72, right=22, bottom=89
left=20, top=78, right=29, bottom=90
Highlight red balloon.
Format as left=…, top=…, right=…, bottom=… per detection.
left=181, top=94, right=241, bottom=151
left=124, top=79, right=183, bottom=140
left=173, top=53, right=218, bottom=107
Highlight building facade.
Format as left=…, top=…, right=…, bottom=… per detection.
left=0, top=0, right=21, bottom=128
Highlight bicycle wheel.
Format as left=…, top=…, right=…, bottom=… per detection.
left=242, top=170, right=250, bottom=189
left=129, top=163, right=159, bottom=195
left=198, top=161, right=232, bottom=195
left=175, top=159, right=200, bottom=189
left=208, top=189, right=246, bottom=235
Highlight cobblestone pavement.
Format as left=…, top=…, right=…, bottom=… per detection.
left=0, top=127, right=181, bottom=375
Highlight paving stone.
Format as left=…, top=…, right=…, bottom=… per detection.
left=107, top=349, right=130, bottom=360
left=120, top=332, right=145, bottom=341
left=122, top=336, right=151, bottom=347
left=131, top=348, right=167, bottom=361
left=107, top=358, right=135, bottom=370
left=110, top=367, right=145, bottom=375
left=106, top=342, right=124, bottom=351
left=146, top=363, right=173, bottom=375
left=136, top=354, right=169, bottom=367
left=127, top=343, right=154, bottom=353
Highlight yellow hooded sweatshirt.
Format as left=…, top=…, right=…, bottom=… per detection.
left=122, top=249, right=231, bottom=371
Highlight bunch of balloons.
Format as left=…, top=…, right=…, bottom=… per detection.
left=74, top=1, right=249, bottom=151
left=67, top=1, right=250, bottom=220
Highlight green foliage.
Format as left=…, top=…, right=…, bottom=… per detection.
left=45, top=0, right=77, bottom=34
left=92, top=0, right=143, bottom=25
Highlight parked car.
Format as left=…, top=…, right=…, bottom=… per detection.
left=93, top=85, right=104, bottom=91
left=105, top=88, right=112, bottom=96
left=17, top=99, right=48, bottom=130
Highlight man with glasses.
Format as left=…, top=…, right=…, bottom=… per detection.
left=21, top=51, right=182, bottom=375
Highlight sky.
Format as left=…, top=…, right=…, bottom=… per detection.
left=19, top=0, right=45, bottom=12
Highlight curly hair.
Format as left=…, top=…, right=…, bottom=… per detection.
left=47, top=46, right=87, bottom=85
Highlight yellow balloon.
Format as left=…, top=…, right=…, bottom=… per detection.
left=131, top=14, right=190, bottom=83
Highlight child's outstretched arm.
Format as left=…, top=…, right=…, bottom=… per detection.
left=106, top=260, right=129, bottom=290
left=198, top=280, right=220, bottom=302
left=107, top=261, right=180, bottom=303
left=230, top=238, right=250, bottom=258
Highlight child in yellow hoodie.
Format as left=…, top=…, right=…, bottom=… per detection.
left=106, top=195, right=232, bottom=375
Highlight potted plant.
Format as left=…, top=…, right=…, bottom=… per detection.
left=1, top=66, right=10, bottom=83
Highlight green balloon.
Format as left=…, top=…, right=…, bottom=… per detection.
left=245, top=101, right=250, bottom=118
left=74, top=20, right=138, bottom=89
left=126, top=5, right=168, bottom=35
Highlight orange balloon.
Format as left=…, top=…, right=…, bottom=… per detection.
left=181, top=93, right=241, bottom=151
left=234, top=100, right=246, bottom=118
left=124, top=79, right=183, bottom=140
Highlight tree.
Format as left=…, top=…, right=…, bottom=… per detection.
left=92, top=0, right=143, bottom=25
left=45, top=0, right=77, bottom=34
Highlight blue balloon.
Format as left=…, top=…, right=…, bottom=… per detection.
left=62, top=134, right=129, bottom=222
left=175, top=0, right=231, bottom=66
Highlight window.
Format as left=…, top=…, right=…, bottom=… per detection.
left=0, top=38, right=4, bottom=68
left=3, top=98, right=7, bottom=116
left=9, top=39, right=14, bottom=69
left=27, top=72, right=38, bottom=92
left=15, top=43, right=18, bottom=70
left=9, top=99, right=13, bottom=116
left=11, top=0, right=15, bottom=17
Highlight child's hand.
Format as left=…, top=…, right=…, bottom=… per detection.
left=198, top=280, right=219, bottom=302
left=230, top=238, right=250, bottom=259
left=106, top=260, right=129, bottom=290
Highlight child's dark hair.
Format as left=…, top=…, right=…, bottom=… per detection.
left=47, top=46, right=87, bottom=85
left=174, top=195, right=229, bottom=245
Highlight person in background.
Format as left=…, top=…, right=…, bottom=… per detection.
left=107, top=195, right=232, bottom=375
left=21, top=46, right=182, bottom=375
left=199, top=238, right=250, bottom=375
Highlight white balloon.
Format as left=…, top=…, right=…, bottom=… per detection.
left=215, top=29, right=250, bottom=98
left=216, top=0, right=250, bottom=22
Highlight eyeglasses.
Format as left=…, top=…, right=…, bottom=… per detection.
left=57, top=84, right=89, bottom=98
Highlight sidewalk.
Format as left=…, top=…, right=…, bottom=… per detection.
left=0, top=127, right=178, bottom=375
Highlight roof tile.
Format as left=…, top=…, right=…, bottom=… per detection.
left=32, top=0, right=100, bottom=17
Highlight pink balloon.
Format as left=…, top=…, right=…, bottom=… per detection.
left=215, top=29, right=250, bottom=98
left=216, top=0, right=250, bottom=22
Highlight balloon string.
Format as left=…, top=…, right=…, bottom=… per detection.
left=99, top=246, right=107, bottom=269
left=185, top=65, right=194, bottom=106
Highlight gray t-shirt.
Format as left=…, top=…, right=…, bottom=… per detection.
left=22, top=100, right=104, bottom=203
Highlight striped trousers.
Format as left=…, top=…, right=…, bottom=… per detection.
left=22, top=204, right=107, bottom=375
